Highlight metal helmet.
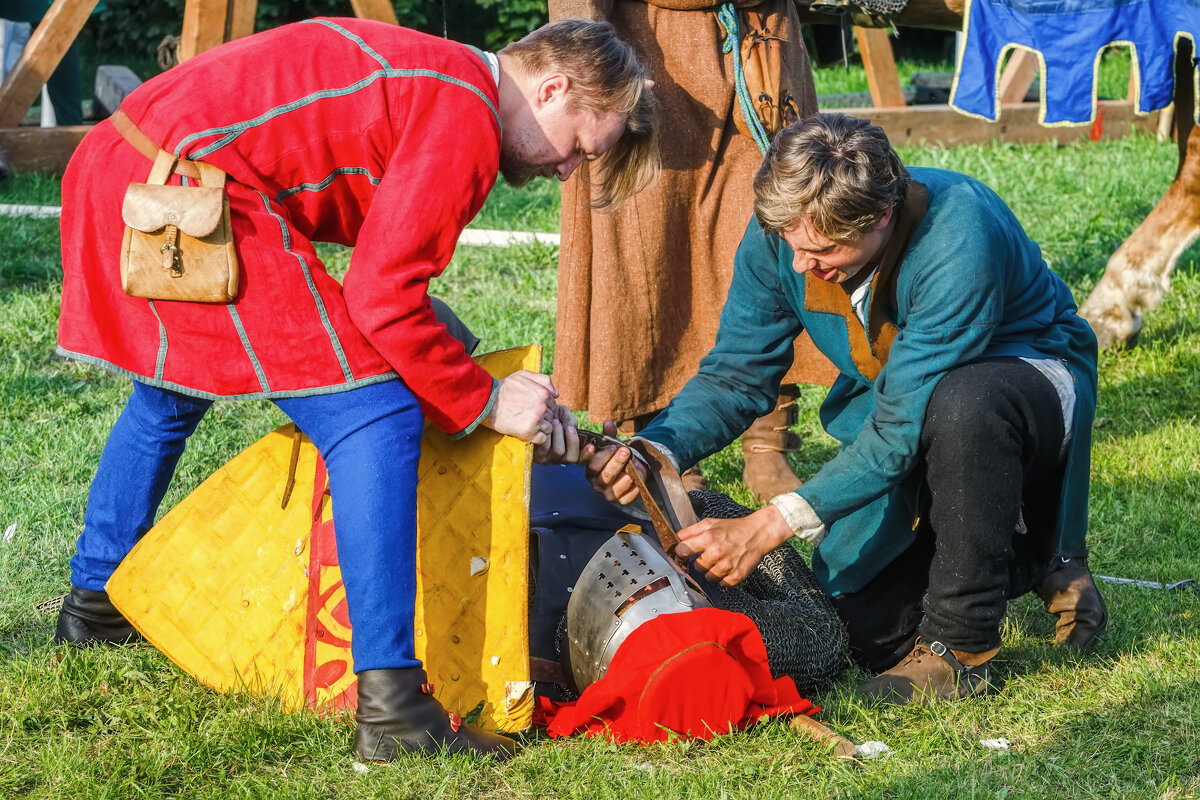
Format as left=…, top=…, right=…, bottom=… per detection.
left=565, top=527, right=712, bottom=691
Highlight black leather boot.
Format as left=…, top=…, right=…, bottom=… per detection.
left=54, top=585, right=141, bottom=646
left=353, top=668, right=518, bottom=761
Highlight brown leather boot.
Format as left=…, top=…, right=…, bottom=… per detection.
left=741, top=385, right=803, bottom=502
left=680, top=465, right=708, bottom=493
left=354, top=668, right=517, bottom=761
left=858, top=639, right=999, bottom=704
left=1035, top=558, right=1108, bottom=650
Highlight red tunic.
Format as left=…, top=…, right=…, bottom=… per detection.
left=57, top=18, right=502, bottom=435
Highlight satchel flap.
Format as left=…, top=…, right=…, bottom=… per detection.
left=122, top=183, right=225, bottom=237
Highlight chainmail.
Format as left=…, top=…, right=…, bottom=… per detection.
left=854, top=0, right=907, bottom=15
left=690, top=490, right=849, bottom=694
left=552, top=490, right=849, bottom=696
left=806, top=0, right=909, bottom=23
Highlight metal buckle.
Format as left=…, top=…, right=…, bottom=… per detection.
left=928, top=640, right=971, bottom=675
left=582, top=431, right=649, bottom=466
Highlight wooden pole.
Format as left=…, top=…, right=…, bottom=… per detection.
left=998, top=48, right=1038, bottom=104
left=0, top=125, right=89, bottom=171
left=833, top=99, right=1157, bottom=147
left=1127, top=54, right=1139, bottom=106
left=179, top=0, right=233, bottom=63
left=350, top=0, right=400, bottom=25
left=854, top=27, right=906, bottom=109
left=227, top=0, right=259, bottom=41
left=0, top=0, right=100, bottom=127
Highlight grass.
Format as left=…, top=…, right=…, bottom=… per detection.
left=3, top=122, right=1200, bottom=797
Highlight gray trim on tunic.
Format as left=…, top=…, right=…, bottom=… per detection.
left=253, top=188, right=355, bottom=382
left=276, top=167, right=384, bottom=202
left=302, top=18, right=394, bottom=68
left=55, top=346, right=399, bottom=402
left=451, top=378, right=500, bottom=439
left=175, top=68, right=499, bottom=160
left=227, top=302, right=272, bottom=392
left=147, top=299, right=169, bottom=380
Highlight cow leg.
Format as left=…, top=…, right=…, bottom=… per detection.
left=1079, top=126, right=1200, bottom=347
left=1080, top=41, right=1200, bottom=348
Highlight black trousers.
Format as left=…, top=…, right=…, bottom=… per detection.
left=832, top=358, right=1069, bottom=673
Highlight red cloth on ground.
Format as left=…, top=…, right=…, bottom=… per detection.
left=537, top=608, right=817, bottom=744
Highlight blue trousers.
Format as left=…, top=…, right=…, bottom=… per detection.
left=71, top=379, right=424, bottom=672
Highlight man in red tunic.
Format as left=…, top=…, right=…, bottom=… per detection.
left=53, top=17, right=657, bottom=761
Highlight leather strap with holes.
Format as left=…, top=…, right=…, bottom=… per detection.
left=111, top=108, right=201, bottom=180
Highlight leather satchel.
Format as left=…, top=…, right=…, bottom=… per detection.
left=121, top=149, right=239, bottom=303
left=737, top=11, right=803, bottom=138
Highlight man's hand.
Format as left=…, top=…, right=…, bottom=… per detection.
left=675, top=505, right=795, bottom=587
left=580, top=421, right=645, bottom=505
left=532, top=404, right=582, bottom=464
left=483, top=370, right=557, bottom=444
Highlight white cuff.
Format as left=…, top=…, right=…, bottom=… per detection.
left=768, top=492, right=827, bottom=546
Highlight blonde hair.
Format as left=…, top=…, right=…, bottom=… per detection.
left=754, top=113, right=909, bottom=240
left=501, top=18, right=659, bottom=207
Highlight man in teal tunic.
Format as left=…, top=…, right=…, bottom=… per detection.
left=584, top=113, right=1108, bottom=702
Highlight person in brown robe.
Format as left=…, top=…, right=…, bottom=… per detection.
left=549, top=0, right=838, bottom=500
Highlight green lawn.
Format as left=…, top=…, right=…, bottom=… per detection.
left=2, top=122, right=1199, bottom=798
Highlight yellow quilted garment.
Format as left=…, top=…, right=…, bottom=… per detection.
left=107, top=346, right=538, bottom=732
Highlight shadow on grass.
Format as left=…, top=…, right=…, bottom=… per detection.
left=1128, top=311, right=1200, bottom=354
left=870, top=677, right=1200, bottom=799
left=1092, top=351, right=1200, bottom=441
left=0, top=217, right=62, bottom=291
left=0, top=616, right=56, bottom=651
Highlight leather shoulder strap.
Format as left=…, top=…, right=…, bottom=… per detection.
left=193, top=160, right=227, bottom=190
left=146, top=149, right=178, bottom=185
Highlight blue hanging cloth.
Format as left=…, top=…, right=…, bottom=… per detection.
left=949, top=0, right=1200, bottom=125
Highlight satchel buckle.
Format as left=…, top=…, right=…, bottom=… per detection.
left=160, top=227, right=184, bottom=277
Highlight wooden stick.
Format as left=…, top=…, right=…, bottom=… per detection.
left=998, top=49, right=1038, bottom=105
left=0, top=124, right=88, bottom=171
left=228, top=0, right=258, bottom=41
left=350, top=0, right=400, bottom=25
left=179, top=0, right=232, bottom=63
left=789, top=714, right=858, bottom=760
left=0, top=0, right=100, bottom=127
left=854, top=27, right=906, bottom=109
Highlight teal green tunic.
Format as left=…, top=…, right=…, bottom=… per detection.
left=640, top=167, right=1098, bottom=596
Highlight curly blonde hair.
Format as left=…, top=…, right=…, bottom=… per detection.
left=754, top=113, right=909, bottom=240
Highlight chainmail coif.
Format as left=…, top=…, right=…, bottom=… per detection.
left=690, top=489, right=850, bottom=694
left=553, top=489, right=851, bottom=696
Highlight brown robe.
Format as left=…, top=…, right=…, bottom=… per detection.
left=550, top=0, right=838, bottom=423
